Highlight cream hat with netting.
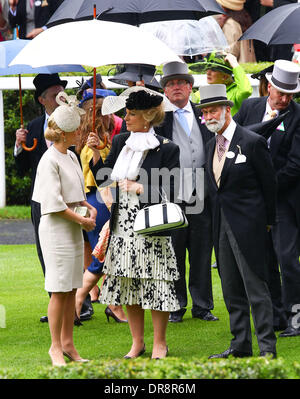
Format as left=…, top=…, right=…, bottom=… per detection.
left=50, top=92, right=86, bottom=132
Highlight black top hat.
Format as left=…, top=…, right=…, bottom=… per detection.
left=33, top=73, right=68, bottom=103
left=108, top=64, right=161, bottom=91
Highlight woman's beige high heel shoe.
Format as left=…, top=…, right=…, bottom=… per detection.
left=63, top=351, right=89, bottom=363
left=48, top=350, right=66, bottom=367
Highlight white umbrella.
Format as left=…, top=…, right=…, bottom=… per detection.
left=140, top=17, right=228, bottom=57
left=10, top=19, right=182, bottom=139
left=10, top=19, right=182, bottom=68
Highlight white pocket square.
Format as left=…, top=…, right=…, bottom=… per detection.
left=235, top=154, right=247, bottom=164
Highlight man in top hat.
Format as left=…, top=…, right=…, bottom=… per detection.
left=200, top=84, right=277, bottom=358
left=234, top=59, right=300, bottom=337
left=155, top=61, right=218, bottom=323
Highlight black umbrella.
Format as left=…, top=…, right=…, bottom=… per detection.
left=239, top=3, right=300, bottom=45
left=244, top=111, right=290, bottom=140
left=47, top=0, right=224, bottom=27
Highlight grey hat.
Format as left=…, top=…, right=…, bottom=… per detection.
left=160, top=61, right=194, bottom=88
left=197, top=84, right=234, bottom=108
left=265, top=60, right=300, bottom=94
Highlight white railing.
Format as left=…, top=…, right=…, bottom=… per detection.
left=0, top=75, right=259, bottom=207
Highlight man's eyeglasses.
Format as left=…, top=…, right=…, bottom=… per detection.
left=165, top=79, right=189, bottom=88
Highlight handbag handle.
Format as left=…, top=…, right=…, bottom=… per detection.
left=157, top=187, right=169, bottom=204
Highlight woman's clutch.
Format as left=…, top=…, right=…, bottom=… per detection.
left=74, top=206, right=90, bottom=218
left=92, top=220, right=110, bottom=263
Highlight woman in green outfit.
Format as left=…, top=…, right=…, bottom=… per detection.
left=190, top=52, right=252, bottom=115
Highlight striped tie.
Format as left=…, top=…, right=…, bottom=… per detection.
left=216, top=134, right=226, bottom=162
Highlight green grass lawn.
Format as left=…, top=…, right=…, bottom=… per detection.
left=0, top=244, right=300, bottom=379
left=0, top=206, right=31, bottom=220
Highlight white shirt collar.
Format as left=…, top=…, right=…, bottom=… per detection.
left=173, top=101, right=193, bottom=113
left=216, top=119, right=236, bottom=144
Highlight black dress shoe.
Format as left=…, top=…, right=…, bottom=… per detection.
left=40, top=316, right=48, bottom=323
left=260, top=351, right=277, bottom=359
left=169, top=308, right=187, bottom=323
left=193, top=310, right=219, bottom=321
left=79, top=309, right=92, bottom=321
left=273, top=324, right=287, bottom=332
left=208, top=348, right=252, bottom=359
left=81, top=294, right=94, bottom=316
left=279, top=326, right=300, bottom=337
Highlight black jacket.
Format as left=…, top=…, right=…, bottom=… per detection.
left=206, top=124, right=277, bottom=281
left=90, top=132, right=180, bottom=235
left=234, top=96, right=300, bottom=229
left=14, top=115, right=48, bottom=196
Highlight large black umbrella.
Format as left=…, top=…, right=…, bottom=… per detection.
left=47, top=0, right=224, bottom=27
left=239, top=3, right=300, bottom=45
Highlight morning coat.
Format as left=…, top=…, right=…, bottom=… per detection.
left=206, top=123, right=277, bottom=281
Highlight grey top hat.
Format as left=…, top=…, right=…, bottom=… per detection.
left=108, top=64, right=161, bottom=90
left=160, top=61, right=194, bottom=88
left=265, top=60, right=300, bottom=94
left=197, top=84, right=234, bottom=109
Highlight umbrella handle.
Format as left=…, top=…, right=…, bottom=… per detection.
left=22, top=139, right=38, bottom=152
left=92, top=4, right=106, bottom=151
left=16, top=31, right=38, bottom=152
left=95, top=135, right=108, bottom=150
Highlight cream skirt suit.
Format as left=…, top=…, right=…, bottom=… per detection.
left=32, top=146, right=86, bottom=293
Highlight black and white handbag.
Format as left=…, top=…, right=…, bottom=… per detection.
left=133, top=189, right=188, bottom=234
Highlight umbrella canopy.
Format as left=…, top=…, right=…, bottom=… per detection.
left=0, top=40, right=86, bottom=151
left=10, top=19, right=182, bottom=68
left=239, top=3, right=300, bottom=45
left=140, top=17, right=228, bottom=57
left=47, top=0, right=224, bottom=27
left=0, top=39, right=87, bottom=75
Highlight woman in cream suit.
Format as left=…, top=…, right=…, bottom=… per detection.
left=32, top=93, right=97, bottom=367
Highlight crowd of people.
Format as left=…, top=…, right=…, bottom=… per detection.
left=4, top=0, right=300, bottom=365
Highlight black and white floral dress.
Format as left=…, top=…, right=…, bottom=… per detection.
left=99, top=190, right=180, bottom=312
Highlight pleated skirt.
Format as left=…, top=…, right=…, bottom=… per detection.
left=100, top=191, right=180, bottom=312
